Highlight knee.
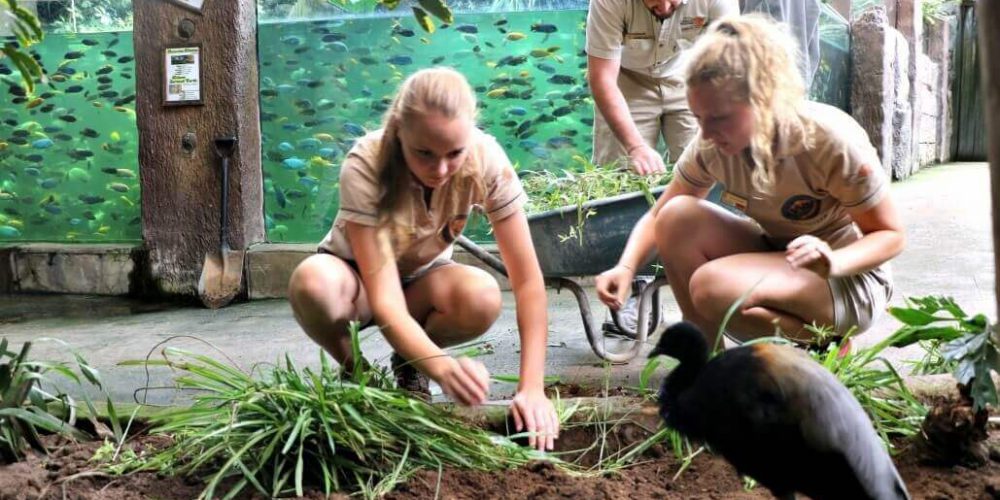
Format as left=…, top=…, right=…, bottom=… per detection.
left=654, top=195, right=704, bottom=255
left=688, top=262, right=731, bottom=319
left=288, top=257, right=355, bottom=319
left=451, top=269, right=502, bottom=334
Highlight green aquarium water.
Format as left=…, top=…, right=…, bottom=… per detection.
left=0, top=2, right=850, bottom=246
left=0, top=31, right=140, bottom=244
left=257, top=6, right=850, bottom=244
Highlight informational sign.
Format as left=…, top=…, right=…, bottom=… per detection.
left=165, top=0, right=204, bottom=13
left=163, top=45, right=203, bottom=106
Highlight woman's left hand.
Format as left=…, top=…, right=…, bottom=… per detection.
left=786, top=235, right=839, bottom=278
left=510, top=388, right=559, bottom=452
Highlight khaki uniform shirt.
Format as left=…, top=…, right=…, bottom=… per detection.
left=586, top=0, right=739, bottom=80
left=319, top=129, right=526, bottom=277
left=675, top=101, right=889, bottom=251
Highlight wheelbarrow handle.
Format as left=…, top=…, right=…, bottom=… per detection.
left=563, top=276, right=667, bottom=363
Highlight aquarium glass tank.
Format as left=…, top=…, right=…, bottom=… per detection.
left=0, top=0, right=139, bottom=243
left=256, top=0, right=852, bottom=244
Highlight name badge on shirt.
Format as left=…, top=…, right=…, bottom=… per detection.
left=721, top=191, right=749, bottom=213
left=624, top=32, right=653, bottom=50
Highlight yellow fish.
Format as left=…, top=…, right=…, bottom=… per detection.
left=486, top=88, right=509, bottom=98
left=110, top=131, right=121, bottom=142
left=313, top=133, right=335, bottom=143
left=97, top=225, right=111, bottom=235
left=309, top=156, right=333, bottom=168
left=505, top=32, right=526, bottom=41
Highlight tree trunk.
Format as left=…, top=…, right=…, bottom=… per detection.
left=977, top=0, right=1000, bottom=326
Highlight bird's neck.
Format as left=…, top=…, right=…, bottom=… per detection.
left=664, top=357, right=704, bottom=396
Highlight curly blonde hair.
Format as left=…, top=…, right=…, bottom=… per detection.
left=685, top=14, right=810, bottom=193
left=374, top=67, right=482, bottom=248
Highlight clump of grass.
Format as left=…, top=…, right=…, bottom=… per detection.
left=803, top=325, right=927, bottom=443
left=521, top=160, right=671, bottom=215
left=121, top=334, right=549, bottom=499
left=520, top=157, right=672, bottom=244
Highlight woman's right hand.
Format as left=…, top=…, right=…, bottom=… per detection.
left=428, top=356, right=490, bottom=406
left=627, top=143, right=667, bottom=176
left=595, top=264, right=634, bottom=310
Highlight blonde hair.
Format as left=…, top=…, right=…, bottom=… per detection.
left=374, top=67, right=481, bottom=247
left=685, top=15, right=809, bottom=193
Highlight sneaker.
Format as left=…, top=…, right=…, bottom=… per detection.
left=602, top=275, right=658, bottom=339
left=391, top=352, right=431, bottom=402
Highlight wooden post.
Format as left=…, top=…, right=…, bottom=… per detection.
left=134, top=0, right=264, bottom=298
left=978, top=0, right=1000, bottom=322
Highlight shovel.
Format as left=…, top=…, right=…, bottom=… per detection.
left=198, top=136, right=244, bottom=309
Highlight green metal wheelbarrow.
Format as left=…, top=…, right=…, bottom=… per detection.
left=457, top=187, right=669, bottom=363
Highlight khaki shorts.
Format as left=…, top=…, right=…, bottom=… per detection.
left=828, top=264, right=893, bottom=336
left=592, top=68, right=698, bottom=167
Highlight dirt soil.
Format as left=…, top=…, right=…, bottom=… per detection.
left=2, top=430, right=999, bottom=500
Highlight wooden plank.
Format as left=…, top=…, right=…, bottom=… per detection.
left=977, top=0, right=1000, bottom=322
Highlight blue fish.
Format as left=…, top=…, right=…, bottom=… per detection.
left=530, top=147, right=551, bottom=159
left=32, top=138, right=54, bottom=149
left=455, top=24, right=478, bottom=34
left=546, top=136, right=574, bottom=148
left=0, top=225, right=21, bottom=237
left=298, top=176, right=319, bottom=189
left=278, top=142, right=294, bottom=152
left=297, top=138, right=322, bottom=150
left=39, top=178, right=60, bottom=189
left=536, top=63, right=556, bottom=74
left=343, top=123, right=365, bottom=137
left=282, top=157, right=307, bottom=170
left=282, top=123, right=302, bottom=132
left=276, top=84, right=296, bottom=94
left=24, top=167, right=41, bottom=177
left=318, top=147, right=338, bottom=159
left=69, top=218, right=82, bottom=226
left=280, top=35, right=302, bottom=46
left=385, top=55, right=413, bottom=66
left=331, top=42, right=349, bottom=53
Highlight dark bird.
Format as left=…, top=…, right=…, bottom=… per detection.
left=650, top=321, right=911, bottom=500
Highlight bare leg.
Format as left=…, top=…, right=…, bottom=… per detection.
left=401, top=264, right=503, bottom=348
left=654, top=196, right=834, bottom=347
left=688, top=252, right=834, bottom=343
left=287, top=253, right=372, bottom=367
left=655, top=196, right=769, bottom=345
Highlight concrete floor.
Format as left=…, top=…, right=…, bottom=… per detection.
left=0, top=162, right=994, bottom=406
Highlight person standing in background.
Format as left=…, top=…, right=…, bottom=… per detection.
left=586, top=0, right=739, bottom=335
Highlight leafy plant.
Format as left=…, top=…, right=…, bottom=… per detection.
left=120, top=340, right=548, bottom=499
left=805, top=325, right=928, bottom=443
left=1, top=0, right=44, bottom=93
left=888, top=295, right=999, bottom=412
left=0, top=338, right=122, bottom=463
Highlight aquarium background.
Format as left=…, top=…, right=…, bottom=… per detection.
left=0, top=0, right=850, bottom=244
left=0, top=0, right=138, bottom=243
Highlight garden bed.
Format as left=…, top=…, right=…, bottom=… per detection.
left=2, top=405, right=998, bottom=500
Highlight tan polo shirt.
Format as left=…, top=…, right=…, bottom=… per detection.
left=586, top=0, right=739, bottom=80
left=319, top=128, right=527, bottom=277
left=675, top=101, right=889, bottom=251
